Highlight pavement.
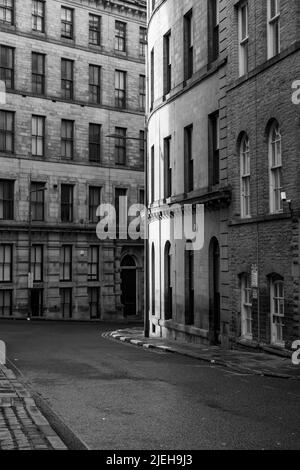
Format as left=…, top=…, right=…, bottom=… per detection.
left=0, top=363, right=67, bottom=450
left=106, top=327, right=300, bottom=380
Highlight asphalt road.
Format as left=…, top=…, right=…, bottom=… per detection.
left=1, top=320, right=300, bottom=450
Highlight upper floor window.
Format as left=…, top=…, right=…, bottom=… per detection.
left=61, top=6, right=73, bottom=39
left=88, top=246, right=99, bottom=281
left=139, top=74, right=146, bottom=111
left=0, top=45, right=14, bottom=90
left=89, top=123, right=101, bottom=163
left=61, top=184, right=73, bottom=223
left=30, top=182, right=45, bottom=221
left=267, top=0, right=280, bottom=59
left=209, top=111, right=220, bottom=186
left=150, top=145, right=155, bottom=202
left=184, top=10, right=193, bottom=80
left=115, top=70, right=126, bottom=109
left=60, top=245, right=72, bottom=281
left=139, top=130, right=145, bottom=169
left=0, top=244, right=12, bottom=282
left=238, top=2, right=248, bottom=76
left=61, top=59, right=74, bottom=100
left=164, top=136, right=172, bottom=200
left=184, top=125, right=193, bottom=193
left=61, top=120, right=74, bottom=160
left=89, top=187, right=101, bottom=223
left=32, top=52, right=45, bottom=95
left=115, top=21, right=126, bottom=52
left=0, top=0, right=13, bottom=25
left=89, top=65, right=101, bottom=104
left=89, top=14, right=101, bottom=46
left=32, top=115, right=45, bottom=157
left=32, top=0, right=45, bottom=32
left=163, top=31, right=171, bottom=94
left=0, top=110, right=14, bottom=153
left=241, top=273, right=252, bottom=339
left=139, top=27, right=147, bottom=57
left=150, top=48, right=154, bottom=110
left=268, top=121, right=282, bottom=213
left=240, top=134, right=250, bottom=218
left=208, top=0, right=219, bottom=63
left=0, top=179, right=14, bottom=220
left=31, top=245, right=43, bottom=282
left=115, top=127, right=126, bottom=165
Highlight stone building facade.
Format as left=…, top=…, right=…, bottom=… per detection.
left=0, top=0, right=146, bottom=320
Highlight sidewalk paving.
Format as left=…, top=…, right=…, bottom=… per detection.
left=106, top=328, right=300, bottom=381
left=0, top=364, right=67, bottom=450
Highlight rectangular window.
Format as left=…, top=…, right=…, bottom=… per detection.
left=89, top=14, right=101, bottom=46
left=32, top=52, right=45, bottom=95
left=0, top=110, right=14, bottom=153
left=115, top=70, right=126, bottom=109
left=61, top=59, right=73, bottom=100
left=0, top=245, right=12, bottom=282
left=0, top=0, right=13, bottom=25
left=269, top=124, right=282, bottom=213
left=184, top=10, right=193, bottom=80
left=0, top=179, right=13, bottom=220
left=271, top=279, right=284, bottom=346
left=89, top=65, right=101, bottom=104
left=163, top=31, right=171, bottom=94
left=61, top=6, right=73, bottom=39
left=60, top=287, right=72, bottom=319
left=32, top=115, right=45, bottom=157
left=139, top=26, right=147, bottom=57
left=185, top=250, right=194, bottom=325
left=139, top=74, right=146, bottom=111
left=88, top=287, right=100, bottom=319
left=209, top=112, right=220, bottom=186
left=32, top=0, right=45, bottom=32
left=139, top=130, right=145, bottom=169
left=61, top=120, right=74, bottom=160
left=241, top=274, right=252, bottom=339
left=115, top=188, right=127, bottom=234
left=88, top=246, right=99, bottom=281
left=240, top=136, right=250, bottom=217
left=238, top=2, right=248, bottom=76
left=208, top=0, right=219, bottom=63
left=115, top=127, right=126, bottom=165
left=61, top=184, right=73, bottom=223
left=89, top=186, right=101, bottom=223
left=184, top=125, right=193, bottom=193
left=60, top=245, right=72, bottom=281
left=0, top=290, right=12, bottom=316
left=164, top=136, right=172, bottom=199
left=115, top=20, right=126, bottom=52
left=267, top=0, right=280, bottom=59
left=150, top=48, right=154, bottom=110
left=139, top=189, right=145, bottom=205
left=151, top=145, right=155, bottom=202
left=31, top=245, right=43, bottom=282
left=0, top=45, right=14, bottom=90
left=89, top=124, right=101, bottom=163
left=31, top=182, right=45, bottom=221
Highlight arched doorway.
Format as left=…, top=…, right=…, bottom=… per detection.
left=121, top=255, right=137, bottom=316
left=209, top=238, right=221, bottom=344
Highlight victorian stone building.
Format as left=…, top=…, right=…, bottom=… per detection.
left=147, top=0, right=300, bottom=351
left=0, top=0, right=146, bottom=320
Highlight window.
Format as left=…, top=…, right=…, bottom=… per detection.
left=89, top=186, right=101, bottom=223
left=0, top=290, right=12, bottom=316
left=61, top=59, right=73, bottom=100
left=31, top=245, right=43, bottom=282
left=60, top=245, right=72, bottom=281
left=184, top=125, right=193, bottom=193
left=32, top=0, right=45, bottom=32
left=139, top=74, right=146, bottom=111
left=32, top=115, right=45, bottom=157
left=139, top=130, right=145, bottom=169
left=115, top=70, right=126, bottom=109
left=89, top=65, right=101, bottom=104
left=0, top=0, right=13, bottom=25
left=0, top=245, right=12, bottom=282
left=61, top=185, right=73, bottom=222
left=0, top=110, right=14, bottom=153
left=139, top=189, right=145, bottom=205
left=270, top=278, right=284, bottom=346
left=0, top=45, right=14, bottom=90
left=150, top=48, right=154, bottom=110
left=32, top=52, right=45, bottom=95
left=88, top=287, right=100, bottom=319
left=89, top=14, right=101, bottom=46
left=241, top=273, right=252, bottom=339
left=139, top=26, right=147, bottom=57
left=31, top=182, right=45, bottom=221
left=238, top=2, right=248, bottom=76
left=208, top=0, right=219, bottom=63
left=164, top=242, right=172, bottom=320
left=61, top=120, right=74, bottom=159
left=89, top=124, right=101, bottom=163
left=164, top=136, right=172, bottom=199
left=209, top=111, right=220, bottom=186
left=240, top=134, right=250, bottom=217
left=0, top=179, right=13, bottom=220
left=185, top=247, right=194, bottom=325
left=163, top=31, right=171, bottom=94
left=151, top=145, right=155, bottom=202
left=184, top=10, right=193, bottom=80
left=115, top=21, right=126, bottom=52
left=61, top=6, right=73, bottom=39
left=115, top=127, right=126, bottom=165
left=269, top=121, right=282, bottom=213
left=267, top=0, right=280, bottom=59
left=60, top=288, right=72, bottom=319
left=88, top=246, right=99, bottom=281
left=151, top=243, right=155, bottom=315
left=115, top=188, right=127, bottom=233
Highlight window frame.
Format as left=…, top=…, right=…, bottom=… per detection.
left=270, top=278, right=285, bottom=347
left=115, top=70, right=126, bottom=109
left=89, top=64, right=101, bottom=104
left=89, top=186, right=101, bottom=223
left=61, top=119, right=74, bottom=160
left=240, top=134, right=251, bottom=218
left=32, top=52, right=45, bottom=95
left=238, top=2, right=249, bottom=77
left=61, top=184, right=74, bottom=223
left=268, top=121, right=283, bottom=214
left=0, top=244, right=12, bottom=283
left=88, top=246, right=99, bottom=282
left=61, top=58, right=74, bottom=100
left=241, top=273, right=253, bottom=339
left=89, top=14, right=101, bottom=46
left=0, top=110, right=14, bottom=153
left=115, top=20, right=126, bottom=52
left=0, top=0, right=14, bottom=25
left=31, top=244, right=43, bottom=282
left=31, top=115, right=45, bottom=157
left=61, top=6, right=74, bottom=39
left=32, top=0, right=45, bottom=33
left=0, top=45, right=14, bottom=90
left=114, top=127, right=127, bottom=166
left=267, top=0, right=280, bottom=59
left=31, top=182, right=45, bottom=222
left=0, top=179, right=14, bottom=220
left=0, top=289, right=12, bottom=316
left=60, top=245, right=72, bottom=282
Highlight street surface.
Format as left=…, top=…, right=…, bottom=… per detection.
left=0, top=321, right=300, bottom=450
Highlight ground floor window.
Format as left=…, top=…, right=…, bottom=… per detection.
left=241, top=273, right=252, bottom=339
left=271, top=279, right=284, bottom=346
left=60, top=288, right=72, bottom=319
left=0, top=290, right=12, bottom=316
left=88, top=287, right=100, bottom=320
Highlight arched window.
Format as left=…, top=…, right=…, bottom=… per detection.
left=164, top=242, right=172, bottom=320
left=151, top=244, right=155, bottom=316
left=240, top=134, right=250, bottom=218
left=268, top=121, right=282, bottom=214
